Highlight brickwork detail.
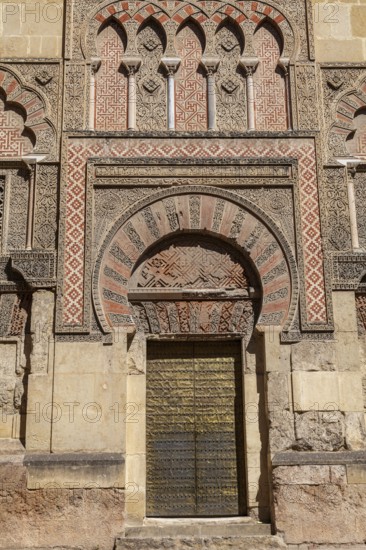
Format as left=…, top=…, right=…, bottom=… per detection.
left=95, top=20, right=127, bottom=131
left=253, top=22, right=287, bottom=131
left=175, top=22, right=207, bottom=131
left=0, top=96, right=33, bottom=156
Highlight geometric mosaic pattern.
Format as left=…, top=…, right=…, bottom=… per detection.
left=175, top=22, right=207, bottom=131
left=62, top=137, right=326, bottom=326
left=253, top=22, right=287, bottom=131
left=0, top=97, right=33, bottom=157
left=95, top=20, right=127, bottom=131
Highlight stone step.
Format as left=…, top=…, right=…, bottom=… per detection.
left=115, top=535, right=287, bottom=549
left=125, top=522, right=272, bottom=538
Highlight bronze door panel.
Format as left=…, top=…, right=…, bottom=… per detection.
left=146, top=341, right=245, bottom=517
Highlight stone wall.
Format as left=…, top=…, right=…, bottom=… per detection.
left=312, top=0, right=366, bottom=62
left=0, top=0, right=63, bottom=58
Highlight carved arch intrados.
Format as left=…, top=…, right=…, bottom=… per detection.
left=93, top=187, right=299, bottom=335
left=81, top=0, right=298, bottom=61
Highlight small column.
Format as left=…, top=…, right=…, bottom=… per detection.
left=89, top=57, right=101, bottom=130
left=201, top=57, right=219, bottom=131
left=121, top=57, right=141, bottom=131
left=161, top=57, right=180, bottom=130
left=347, top=164, right=360, bottom=250
left=240, top=58, right=258, bottom=132
left=279, top=57, right=293, bottom=131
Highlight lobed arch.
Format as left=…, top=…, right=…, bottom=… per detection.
left=0, top=66, right=55, bottom=157
left=81, top=0, right=298, bottom=61
left=93, top=187, right=299, bottom=335
left=328, top=78, right=366, bottom=158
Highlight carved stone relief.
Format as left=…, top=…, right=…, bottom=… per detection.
left=354, top=173, right=366, bottom=249
left=130, top=236, right=251, bottom=290
left=64, top=63, right=87, bottom=131
left=323, top=168, right=352, bottom=252
left=356, top=293, right=366, bottom=336
left=33, top=165, right=58, bottom=250
left=0, top=177, right=5, bottom=254
left=7, top=168, right=29, bottom=251
left=296, top=64, right=319, bottom=130
left=129, top=235, right=257, bottom=335
left=136, top=22, right=166, bottom=131
left=215, top=22, right=246, bottom=132
left=232, top=187, right=295, bottom=249
left=132, top=299, right=256, bottom=335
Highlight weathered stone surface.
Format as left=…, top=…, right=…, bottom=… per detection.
left=273, top=480, right=366, bottom=544
left=0, top=462, right=125, bottom=550
left=345, top=412, right=366, bottom=451
left=116, top=535, right=287, bottom=549
left=268, top=411, right=296, bottom=453
left=291, top=341, right=337, bottom=371
left=273, top=466, right=330, bottom=486
left=294, top=411, right=345, bottom=451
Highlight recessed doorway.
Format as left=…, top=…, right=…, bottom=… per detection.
left=146, top=340, right=246, bottom=517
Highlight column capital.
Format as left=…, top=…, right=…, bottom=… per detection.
left=160, top=57, right=181, bottom=76
left=278, top=57, right=290, bottom=74
left=239, top=57, right=259, bottom=76
left=90, top=57, right=101, bottom=73
left=200, top=56, right=220, bottom=75
left=121, top=57, right=142, bottom=75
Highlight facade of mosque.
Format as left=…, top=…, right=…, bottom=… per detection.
left=0, top=1, right=366, bottom=548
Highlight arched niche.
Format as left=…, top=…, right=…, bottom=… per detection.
left=253, top=19, right=287, bottom=131
left=175, top=20, right=207, bottom=131
left=95, top=18, right=128, bottom=131
left=93, top=187, right=299, bottom=335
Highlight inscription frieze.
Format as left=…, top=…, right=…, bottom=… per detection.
left=89, top=158, right=296, bottom=190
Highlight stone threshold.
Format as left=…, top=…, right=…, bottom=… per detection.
left=273, top=451, right=366, bottom=466
left=124, top=517, right=272, bottom=538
